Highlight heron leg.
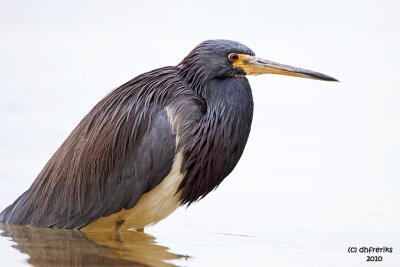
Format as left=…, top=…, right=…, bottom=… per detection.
left=114, top=219, right=125, bottom=233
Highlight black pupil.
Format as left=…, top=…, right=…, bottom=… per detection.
left=230, top=54, right=238, bottom=61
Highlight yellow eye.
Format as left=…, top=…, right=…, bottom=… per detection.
left=228, top=53, right=239, bottom=62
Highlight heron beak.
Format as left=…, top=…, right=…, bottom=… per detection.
left=233, top=54, right=338, bottom=81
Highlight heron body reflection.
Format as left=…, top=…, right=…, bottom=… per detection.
left=0, top=223, right=186, bottom=267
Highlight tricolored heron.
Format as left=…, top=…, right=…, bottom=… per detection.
left=0, top=40, right=337, bottom=231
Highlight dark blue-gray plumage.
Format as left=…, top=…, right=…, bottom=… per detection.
left=0, top=39, right=337, bottom=230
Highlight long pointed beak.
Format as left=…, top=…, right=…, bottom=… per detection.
left=234, top=55, right=338, bottom=82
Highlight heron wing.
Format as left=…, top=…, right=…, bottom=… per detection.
left=62, top=106, right=177, bottom=229
left=0, top=106, right=176, bottom=229
left=0, top=67, right=197, bottom=229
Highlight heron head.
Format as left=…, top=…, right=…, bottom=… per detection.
left=179, top=39, right=337, bottom=87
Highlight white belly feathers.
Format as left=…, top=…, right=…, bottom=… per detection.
left=82, top=152, right=184, bottom=231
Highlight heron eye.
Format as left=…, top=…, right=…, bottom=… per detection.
left=228, top=53, right=239, bottom=62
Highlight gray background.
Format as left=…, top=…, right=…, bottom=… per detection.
left=0, top=0, right=399, bottom=266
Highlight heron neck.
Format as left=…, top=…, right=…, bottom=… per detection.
left=201, top=77, right=253, bottom=121
left=179, top=77, right=253, bottom=205
left=201, top=77, right=254, bottom=158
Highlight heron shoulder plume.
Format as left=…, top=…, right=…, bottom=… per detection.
left=0, top=39, right=336, bottom=230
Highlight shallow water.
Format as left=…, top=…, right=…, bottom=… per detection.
left=1, top=221, right=400, bottom=267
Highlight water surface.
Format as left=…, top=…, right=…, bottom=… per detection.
left=1, top=0, right=400, bottom=266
